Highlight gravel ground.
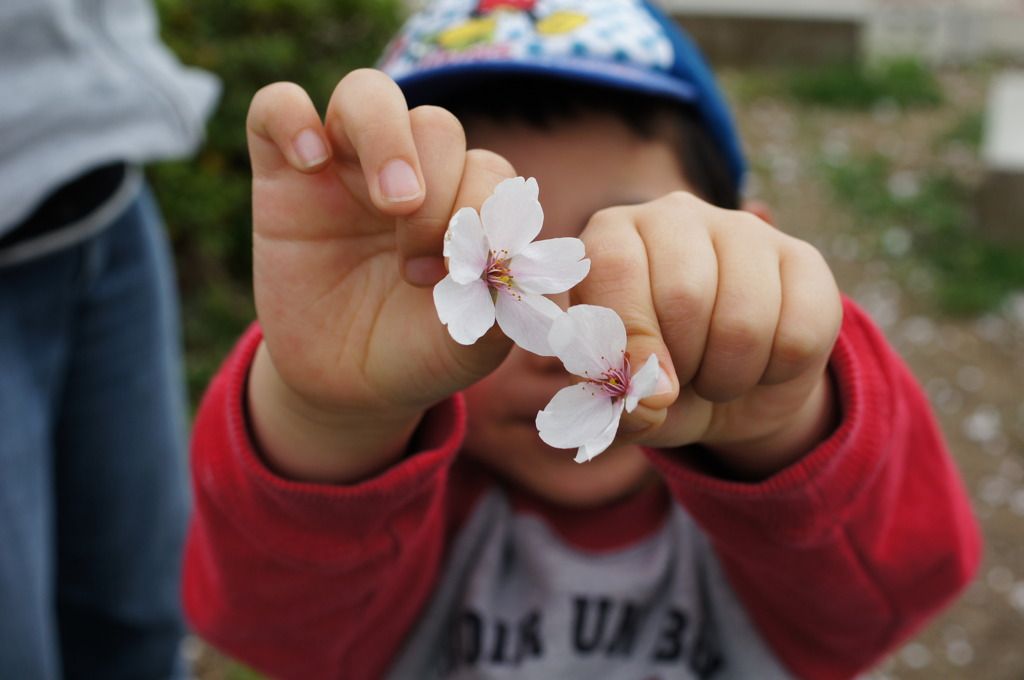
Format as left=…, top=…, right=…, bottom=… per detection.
left=192, top=66, right=1024, bottom=678
left=728, top=66, right=1024, bottom=679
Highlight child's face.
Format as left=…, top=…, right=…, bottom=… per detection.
left=458, top=109, right=693, bottom=508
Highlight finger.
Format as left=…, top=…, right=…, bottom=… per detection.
left=396, top=105, right=468, bottom=286
left=431, top=148, right=520, bottom=358
left=632, top=385, right=713, bottom=449
left=574, top=205, right=677, bottom=419
left=326, top=68, right=425, bottom=213
left=762, top=239, right=842, bottom=385
left=640, top=193, right=718, bottom=388
left=448, top=147, right=520, bottom=229
left=247, top=82, right=331, bottom=180
left=692, top=213, right=782, bottom=402
left=411, top=146, right=516, bottom=294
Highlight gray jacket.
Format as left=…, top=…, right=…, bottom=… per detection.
left=0, top=0, right=220, bottom=233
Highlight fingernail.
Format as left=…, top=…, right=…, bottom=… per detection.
left=654, top=368, right=673, bottom=396
left=379, top=159, right=421, bottom=202
left=293, top=128, right=328, bottom=168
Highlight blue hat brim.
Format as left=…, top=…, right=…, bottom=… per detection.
left=395, top=58, right=699, bottom=110
left=395, top=58, right=744, bottom=194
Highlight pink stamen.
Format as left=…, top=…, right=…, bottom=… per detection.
left=585, top=352, right=632, bottom=399
left=485, top=250, right=519, bottom=298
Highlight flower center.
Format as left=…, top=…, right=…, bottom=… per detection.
left=485, top=250, right=517, bottom=295
left=586, top=352, right=632, bottom=399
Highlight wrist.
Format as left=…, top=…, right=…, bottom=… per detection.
left=247, top=342, right=425, bottom=484
left=703, top=371, right=838, bottom=481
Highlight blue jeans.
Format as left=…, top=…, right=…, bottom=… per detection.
left=0, top=186, right=190, bottom=679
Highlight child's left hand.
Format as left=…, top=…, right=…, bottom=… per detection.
left=573, top=192, right=843, bottom=479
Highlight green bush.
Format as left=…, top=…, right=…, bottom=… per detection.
left=783, top=58, right=944, bottom=110
left=150, top=0, right=403, bottom=401
left=825, top=153, right=1024, bottom=315
left=942, top=109, right=985, bottom=149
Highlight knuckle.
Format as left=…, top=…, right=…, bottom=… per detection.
left=772, top=325, right=823, bottom=372
left=787, top=236, right=828, bottom=265
left=764, top=318, right=837, bottom=385
left=658, top=272, right=710, bottom=312
left=339, top=67, right=385, bottom=90
left=332, top=69, right=385, bottom=107
left=464, top=148, right=516, bottom=179
left=654, top=278, right=711, bottom=339
left=410, top=105, right=464, bottom=140
left=656, top=190, right=714, bottom=223
left=711, top=314, right=765, bottom=359
left=734, top=209, right=772, bottom=237
left=586, top=204, right=632, bottom=232
left=661, top=189, right=703, bottom=211
left=583, top=239, right=644, bottom=285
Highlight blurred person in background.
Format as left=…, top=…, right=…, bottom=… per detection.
left=0, top=0, right=218, bottom=677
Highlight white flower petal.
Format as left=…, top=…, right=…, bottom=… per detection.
left=575, top=400, right=625, bottom=463
left=481, top=177, right=543, bottom=256
left=433, top=275, right=495, bottom=345
left=624, top=354, right=661, bottom=412
left=513, top=238, right=591, bottom=295
left=446, top=208, right=489, bottom=285
left=536, top=383, right=615, bottom=449
left=549, top=305, right=627, bottom=378
left=494, top=292, right=561, bottom=356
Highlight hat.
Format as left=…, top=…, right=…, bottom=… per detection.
left=377, top=0, right=746, bottom=193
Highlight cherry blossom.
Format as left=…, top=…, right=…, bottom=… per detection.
left=433, top=177, right=590, bottom=356
left=536, top=305, right=661, bottom=463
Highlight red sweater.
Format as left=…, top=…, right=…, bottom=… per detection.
left=184, top=298, right=980, bottom=679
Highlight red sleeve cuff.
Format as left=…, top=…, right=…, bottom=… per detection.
left=189, top=323, right=467, bottom=568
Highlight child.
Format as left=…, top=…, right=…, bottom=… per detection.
left=184, top=1, right=981, bottom=678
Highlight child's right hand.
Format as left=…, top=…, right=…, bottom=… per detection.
left=243, top=70, right=516, bottom=482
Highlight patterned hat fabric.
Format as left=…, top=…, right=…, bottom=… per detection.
left=377, top=0, right=746, bottom=192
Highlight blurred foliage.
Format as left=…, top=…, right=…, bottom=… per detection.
left=732, top=58, right=944, bottom=110
left=825, top=153, right=1024, bottom=316
left=783, top=58, right=944, bottom=109
left=942, top=109, right=985, bottom=149
left=149, top=0, right=403, bottom=401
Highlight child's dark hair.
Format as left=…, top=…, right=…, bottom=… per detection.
left=433, top=76, right=740, bottom=210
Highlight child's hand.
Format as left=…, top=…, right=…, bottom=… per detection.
left=574, top=193, right=843, bottom=479
left=244, top=70, right=516, bottom=482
